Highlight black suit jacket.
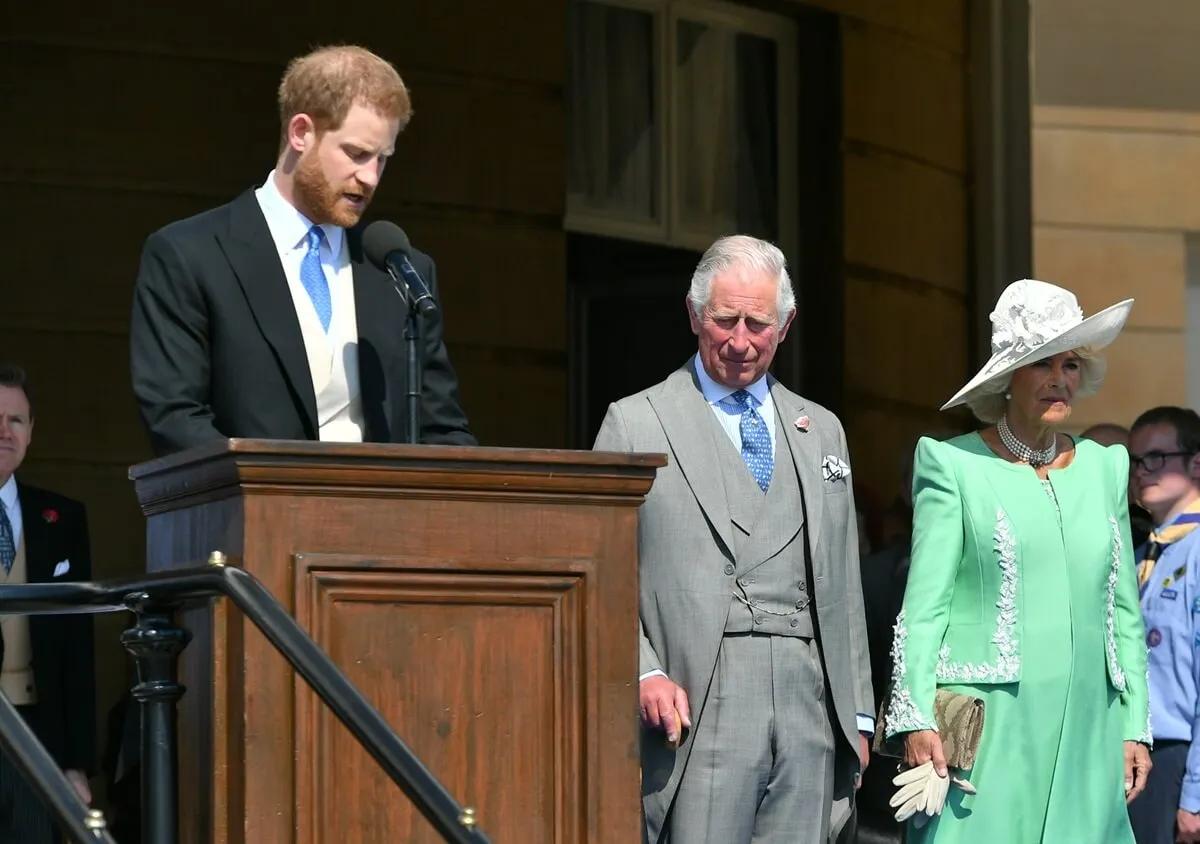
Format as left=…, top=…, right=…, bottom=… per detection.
left=129, top=188, right=476, bottom=457
left=11, top=483, right=95, bottom=774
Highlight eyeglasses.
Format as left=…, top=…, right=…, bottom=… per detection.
left=1129, top=451, right=1194, bottom=473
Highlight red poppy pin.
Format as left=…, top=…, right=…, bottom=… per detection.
left=42, top=509, right=58, bottom=524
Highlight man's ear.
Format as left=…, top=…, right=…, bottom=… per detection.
left=686, top=295, right=701, bottom=337
left=284, top=113, right=317, bottom=155
left=777, top=307, right=796, bottom=343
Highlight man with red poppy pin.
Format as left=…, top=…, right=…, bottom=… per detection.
left=0, top=364, right=95, bottom=842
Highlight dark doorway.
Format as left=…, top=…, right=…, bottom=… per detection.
left=565, top=5, right=842, bottom=450
left=567, top=234, right=703, bottom=448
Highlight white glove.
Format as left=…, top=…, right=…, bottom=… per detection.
left=890, top=761, right=948, bottom=823
left=890, top=761, right=977, bottom=826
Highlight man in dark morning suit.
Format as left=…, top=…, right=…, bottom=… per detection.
left=129, top=44, right=475, bottom=457
left=0, top=365, right=96, bottom=843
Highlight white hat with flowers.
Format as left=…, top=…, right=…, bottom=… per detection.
left=941, top=279, right=1134, bottom=411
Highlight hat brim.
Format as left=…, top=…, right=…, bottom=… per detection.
left=940, top=298, right=1134, bottom=412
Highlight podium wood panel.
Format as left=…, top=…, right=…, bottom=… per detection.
left=130, top=440, right=663, bottom=844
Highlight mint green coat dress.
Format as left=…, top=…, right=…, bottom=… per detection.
left=884, top=434, right=1150, bottom=843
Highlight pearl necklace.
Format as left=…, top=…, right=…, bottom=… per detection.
left=998, top=414, right=1057, bottom=467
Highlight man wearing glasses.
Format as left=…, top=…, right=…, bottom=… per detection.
left=1128, top=406, right=1200, bottom=844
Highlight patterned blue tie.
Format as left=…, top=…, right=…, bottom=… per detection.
left=0, top=504, right=14, bottom=575
left=729, top=390, right=773, bottom=492
left=299, top=225, right=332, bottom=332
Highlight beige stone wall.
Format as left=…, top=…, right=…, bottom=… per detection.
left=1031, top=106, right=1191, bottom=430
left=800, top=0, right=973, bottom=509
left=1031, top=0, right=1200, bottom=430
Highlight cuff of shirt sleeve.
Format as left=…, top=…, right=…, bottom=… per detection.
left=1180, top=779, right=1200, bottom=814
left=857, top=714, right=875, bottom=736
left=639, top=669, right=666, bottom=682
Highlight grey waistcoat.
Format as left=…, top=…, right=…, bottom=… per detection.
left=711, top=410, right=815, bottom=639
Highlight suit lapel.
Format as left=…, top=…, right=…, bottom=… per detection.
left=218, top=189, right=319, bottom=438
left=771, top=382, right=824, bottom=553
left=348, top=227, right=401, bottom=442
left=15, top=484, right=53, bottom=585
left=712, top=429, right=757, bottom=536
left=647, top=364, right=735, bottom=556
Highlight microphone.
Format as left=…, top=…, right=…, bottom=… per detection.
left=362, top=220, right=438, bottom=316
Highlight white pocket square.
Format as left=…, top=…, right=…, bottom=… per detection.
left=53, top=560, right=70, bottom=577
left=821, top=455, right=851, bottom=483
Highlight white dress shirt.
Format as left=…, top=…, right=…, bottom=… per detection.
left=693, top=354, right=776, bottom=452
left=254, top=172, right=365, bottom=442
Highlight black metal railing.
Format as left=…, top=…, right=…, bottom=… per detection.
left=0, top=557, right=491, bottom=844
left=0, top=685, right=116, bottom=842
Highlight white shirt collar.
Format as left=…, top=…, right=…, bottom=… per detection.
left=255, top=169, right=345, bottom=259
left=692, top=354, right=770, bottom=408
left=0, top=475, right=16, bottom=520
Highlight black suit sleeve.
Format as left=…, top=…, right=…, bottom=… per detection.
left=130, top=231, right=227, bottom=457
left=61, top=501, right=95, bottom=774
left=415, top=254, right=476, bottom=446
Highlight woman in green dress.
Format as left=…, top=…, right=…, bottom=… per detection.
left=884, top=279, right=1153, bottom=842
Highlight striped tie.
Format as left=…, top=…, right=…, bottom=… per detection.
left=0, top=504, right=13, bottom=576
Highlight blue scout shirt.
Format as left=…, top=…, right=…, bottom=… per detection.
left=1140, top=523, right=1200, bottom=812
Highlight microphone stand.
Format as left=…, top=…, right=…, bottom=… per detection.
left=384, top=268, right=424, bottom=445
left=404, top=300, right=423, bottom=446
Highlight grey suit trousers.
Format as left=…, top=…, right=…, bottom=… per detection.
left=665, top=634, right=835, bottom=844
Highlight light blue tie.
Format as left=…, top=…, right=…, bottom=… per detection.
left=0, top=504, right=14, bottom=575
left=728, top=390, right=773, bottom=492
left=299, top=225, right=332, bottom=332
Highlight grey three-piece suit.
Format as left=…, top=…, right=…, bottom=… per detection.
left=594, top=360, right=874, bottom=843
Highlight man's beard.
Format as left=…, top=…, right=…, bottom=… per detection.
left=293, top=153, right=372, bottom=228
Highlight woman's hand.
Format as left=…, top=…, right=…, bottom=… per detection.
left=904, top=729, right=948, bottom=777
left=1124, top=741, right=1151, bottom=804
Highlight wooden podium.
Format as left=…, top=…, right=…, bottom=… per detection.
left=128, top=439, right=664, bottom=844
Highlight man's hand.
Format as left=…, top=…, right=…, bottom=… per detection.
left=65, top=769, right=90, bottom=804
left=857, top=733, right=870, bottom=789
left=1124, top=741, right=1151, bottom=804
left=640, top=675, right=691, bottom=745
left=1177, top=809, right=1200, bottom=843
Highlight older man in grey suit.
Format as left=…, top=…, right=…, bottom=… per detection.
left=594, top=235, right=874, bottom=843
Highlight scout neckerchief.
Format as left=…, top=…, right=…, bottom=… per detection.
left=1138, top=497, right=1200, bottom=599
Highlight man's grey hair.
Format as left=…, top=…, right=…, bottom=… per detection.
left=686, top=235, right=796, bottom=325
left=965, top=346, right=1108, bottom=424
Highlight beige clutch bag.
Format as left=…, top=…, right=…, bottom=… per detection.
left=873, top=688, right=986, bottom=771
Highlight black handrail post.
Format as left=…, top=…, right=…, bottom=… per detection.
left=122, top=601, right=192, bottom=844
